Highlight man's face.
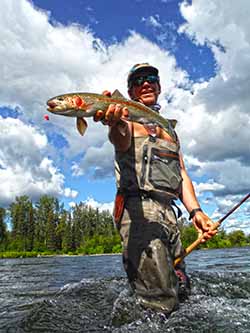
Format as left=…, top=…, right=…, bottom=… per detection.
left=128, top=71, right=161, bottom=106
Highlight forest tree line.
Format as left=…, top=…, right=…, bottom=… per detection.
left=0, top=195, right=249, bottom=258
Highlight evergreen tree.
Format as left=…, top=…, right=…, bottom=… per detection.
left=71, top=204, right=84, bottom=248
left=34, top=195, right=61, bottom=251
left=0, top=207, right=7, bottom=250
left=46, top=210, right=58, bottom=251
left=62, top=213, right=73, bottom=252
left=9, top=196, right=34, bottom=251
left=56, top=209, right=68, bottom=251
left=3, top=194, right=249, bottom=257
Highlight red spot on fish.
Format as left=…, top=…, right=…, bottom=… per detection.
left=44, top=114, right=49, bottom=121
left=75, top=96, right=83, bottom=107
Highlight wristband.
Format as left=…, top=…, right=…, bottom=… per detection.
left=189, top=208, right=203, bottom=220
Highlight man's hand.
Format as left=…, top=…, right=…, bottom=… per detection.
left=94, top=90, right=129, bottom=127
left=191, top=211, right=217, bottom=243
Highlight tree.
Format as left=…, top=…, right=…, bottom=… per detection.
left=34, top=195, right=61, bottom=251
left=9, top=196, right=34, bottom=251
left=228, top=230, right=247, bottom=247
left=0, top=208, right=7, bottom=250
left=179, top=221, right=197, bottom=249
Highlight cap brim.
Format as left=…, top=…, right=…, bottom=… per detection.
left=129, top=66, right=158, bottom=80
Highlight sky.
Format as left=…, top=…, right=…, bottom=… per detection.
left=1, top=0, right=250, bottom=233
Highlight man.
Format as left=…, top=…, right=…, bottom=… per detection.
left=94, top=63, right=216, bottom=314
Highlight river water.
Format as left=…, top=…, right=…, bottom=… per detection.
left=0, top=247, right=250, bottom=332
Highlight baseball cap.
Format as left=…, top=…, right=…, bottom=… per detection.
left=127, top=63, right=159, bottom=87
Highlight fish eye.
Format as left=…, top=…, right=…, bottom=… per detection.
left=57, top=97, right=64, bottom=101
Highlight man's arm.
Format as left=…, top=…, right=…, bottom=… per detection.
left=179, top=153, right=217, bottom=242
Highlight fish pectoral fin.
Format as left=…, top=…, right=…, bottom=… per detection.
left=77, top=118, right=88, bottom=136
left=111, top=89, right=125, bottom=99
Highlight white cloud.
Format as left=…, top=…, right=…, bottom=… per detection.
left=67, top=197, right=114, bottom=214
left=170, top=0, right=250, bottom=200
left=0, top=116, right=77, bottom=206
left=63, top=188, right=78, bottom=198
left=193, top=180, right=225, bottom=197
left=72, top=140, right=115, bottom=178
left=0, top=0, right=188, bottom=159
left=1, top=0, right=250, bottom=233
left=83, top=197, right=114, bottom=213
left=141, top=14, right=178, bottom=52
left=210, top=194, right=250, bottom=234
left=141, top=15, right=162, bottom=28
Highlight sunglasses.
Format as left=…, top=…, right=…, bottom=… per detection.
left=130, top=75, right=159, bottom=87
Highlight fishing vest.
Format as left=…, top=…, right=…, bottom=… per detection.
left=114, top=122, right=183, bottom=200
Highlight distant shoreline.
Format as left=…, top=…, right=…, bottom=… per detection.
left=1, top=246, right=250, bottom=259
left=0, top=251, right=122, bottom=259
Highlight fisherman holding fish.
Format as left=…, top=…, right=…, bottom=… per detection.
left=94, top=63, right=216, bottom=314
left=47, top=63, right=217, bottom=314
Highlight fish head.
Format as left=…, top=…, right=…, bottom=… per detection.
left=47, top=94, right=93, bottom=116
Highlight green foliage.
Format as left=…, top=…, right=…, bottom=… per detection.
left=1, top=195, right=249, bottom=259
left=180, top=221, right=250, bottom=250
left=112, top=244, right=122, bottom=253
left=179, top=222, right=197, bottom=248
left=0, top=195, right=120, bottom=258
left=227, top=230, right=247, bottom=247
left=0, top=208, right=8, bottom=251
left=0, top=251, right=38, bottom=259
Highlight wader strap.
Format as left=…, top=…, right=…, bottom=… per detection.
left=122, top=190, right=182, bottom=217
left=124, top=190, right=171, bottom=205
left=171, top=200, right=182, bottom=218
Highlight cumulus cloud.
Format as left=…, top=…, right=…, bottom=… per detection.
left=72, top=141, right=114, bottom=178
left=0, top=0, right=188, bottom=206
left=170, top=0, right=250, bottom=200
left=1, top=0, right=250, bottom=233
left=83, top=197, right=114, bottom=213
left=68, top=197, right=113, bottom=213
left=0, top=116, right=77, bottom=206
left=0, top=0, right=187, bottom=160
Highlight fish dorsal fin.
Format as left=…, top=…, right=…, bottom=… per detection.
left=168, top=119, right=177, bottom=129
left=111, top=89, right=125, bottom=99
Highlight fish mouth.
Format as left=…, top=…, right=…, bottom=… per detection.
left=47, top=100, right=65, bottom=113
left=47, top=104, right=58, bottom=112
left=47, top=100, right=57, bottom=108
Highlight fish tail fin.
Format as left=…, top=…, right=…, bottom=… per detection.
left=77, top=118, right=88, bottom=136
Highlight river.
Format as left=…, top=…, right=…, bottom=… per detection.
left=0, top=247, right=250, bottom=332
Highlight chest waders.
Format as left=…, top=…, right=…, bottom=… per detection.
left=113, top=123, right=187, bottom=314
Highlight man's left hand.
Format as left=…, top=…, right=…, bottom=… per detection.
left=192, top=211, right=217, bottom=243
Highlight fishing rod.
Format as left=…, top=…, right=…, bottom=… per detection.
left=174, top=192, right=250, bottom=267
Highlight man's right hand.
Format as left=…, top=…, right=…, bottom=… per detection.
left=94, top=90, right=129, bottom=127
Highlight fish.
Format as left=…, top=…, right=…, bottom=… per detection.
left=46, top=89, right=177, bottom=138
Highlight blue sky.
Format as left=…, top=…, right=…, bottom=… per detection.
left=1, top=0, right=250, bottom=233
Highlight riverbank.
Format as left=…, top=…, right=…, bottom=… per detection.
left=0, top=250, right=121, bottom=259
left=1, top=245, right=250, bottom=259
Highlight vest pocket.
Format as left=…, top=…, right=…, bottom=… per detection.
left=148, top=147, right=182, bottom=194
